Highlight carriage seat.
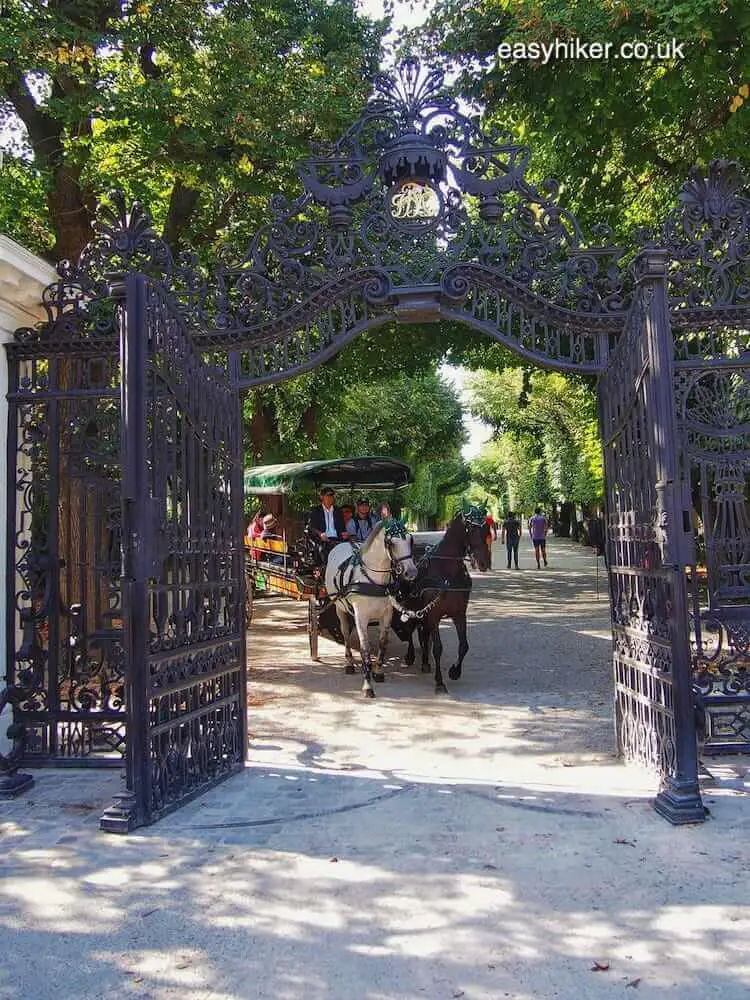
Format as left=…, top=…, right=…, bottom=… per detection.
left=247, top=536, right=288, bottom=567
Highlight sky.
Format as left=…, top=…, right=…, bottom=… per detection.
left=358, top=0, right=495, bottom=461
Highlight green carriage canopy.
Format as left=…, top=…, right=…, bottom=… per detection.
left=244, top=457, right=412, bottom=495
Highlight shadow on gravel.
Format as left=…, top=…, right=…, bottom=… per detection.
left=1, top=763, right=749, bottom=1000
left=2, top=544, right=748, bottom=1000
left=247, top=540, right=617, bottom=765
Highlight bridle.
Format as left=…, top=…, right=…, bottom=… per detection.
left=384, top=531, right=415, bottom=578
left=357, top=521, right=414, bottom=583
left=334, top=521, right=415, bottom=600
left=460, top=511, right=490, bottom=570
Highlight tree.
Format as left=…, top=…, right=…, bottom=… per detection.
left=467, top=368, right=603, bottom=513
left=418, top=0, right=750, bottom=235
left=243, top=354, right=467, bottom=524
left=0, top=0, right=384, bottom=261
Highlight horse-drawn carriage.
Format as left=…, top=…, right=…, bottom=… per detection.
left=244, top=456, right=413, bottom=660
left=245, top=455, right=492, bottom=696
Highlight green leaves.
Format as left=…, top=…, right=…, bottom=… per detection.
left=467, top=368, right=603, bottom=510
left=419, top=0, right=750, bottom=238
left=0, top=0, right=385, bottom=259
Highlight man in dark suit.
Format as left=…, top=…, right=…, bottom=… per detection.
left=306, top=487, right=350, bottom=547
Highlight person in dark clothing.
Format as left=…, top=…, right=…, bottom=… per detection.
left=306, top=487, right=348, bottom=540
left=501, top=511, right=522, bottom=569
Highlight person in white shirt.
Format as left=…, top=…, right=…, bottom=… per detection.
left=306, top=487, right=350, bottom=545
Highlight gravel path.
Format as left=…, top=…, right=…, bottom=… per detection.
left=247, top=536, right=621, bottom=788
left=1, top=537, right=749, bottom=1000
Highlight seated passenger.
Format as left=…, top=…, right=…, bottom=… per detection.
left=305, top=486, right=350, bottom=566
left=307, top=487, right=350, bottom=543
left=247, top=511, right=264, bottom=543
left=260, top=514, right=284, bottom=565
left=347, top=496, right=378, bottom=542
left=247, top=511, right=264, bottom=561
left=340, top=503, right=354, bottom=531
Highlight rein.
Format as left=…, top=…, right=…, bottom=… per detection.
left=394, top=517, right=474, bottom=622
left=333, top=529, right=413, bottom=602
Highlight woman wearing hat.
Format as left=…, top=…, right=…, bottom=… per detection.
left=260, top=513, right=284, bottom=565
left=347, top=496, right=378, bottom=542
left=260, top=513, right=280, bottom=540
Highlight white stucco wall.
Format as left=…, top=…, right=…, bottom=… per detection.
left=0, top=237, right=56, bottom=752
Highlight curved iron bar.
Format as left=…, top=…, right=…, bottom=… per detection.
left=7, top=59, right=750, bottom=804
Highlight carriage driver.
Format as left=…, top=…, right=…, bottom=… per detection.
left=306, top=486, right=350, bottom=550
left=346, top=496, right=378, bottom=542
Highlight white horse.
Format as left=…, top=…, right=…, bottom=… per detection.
left=325, top=519, right=418, bottom=697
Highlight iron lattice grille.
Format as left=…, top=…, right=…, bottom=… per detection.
left=7, top=350, right=126, bottom=763
left=600, top=283, right=677, bottom=777
left=124, top=278, right=246, bottom=824
left=674, top=335, right=750, bottom=752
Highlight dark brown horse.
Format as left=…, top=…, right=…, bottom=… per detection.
left=392, top=511, right=491, bottom=693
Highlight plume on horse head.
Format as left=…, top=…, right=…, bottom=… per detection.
left=359, top=516, right=409, bottom=553
left=455, top=500, right=486, bottom=526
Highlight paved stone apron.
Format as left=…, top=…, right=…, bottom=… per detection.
left=2, top=539, right=749, bottom=1000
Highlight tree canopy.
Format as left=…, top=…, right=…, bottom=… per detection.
left=8, top=4, right=740, bottom=523
left=0, top=0, right=384, bottom=261
left=419, top=0, right=749, bottom=236
left=467, top=369, right=603, bottom=513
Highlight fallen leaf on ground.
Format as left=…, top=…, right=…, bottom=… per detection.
left=140, top=908, right=160, bottom=918
left=591, top=961, right=610, bottom=971
left=614, top=838, right=636, bottom=847
left=626, top=978, right=641, bottom=988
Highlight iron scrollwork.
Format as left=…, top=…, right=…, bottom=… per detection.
left=8, top=59, right=750, bottom=824
left=600, top=282, right=679, bottom=779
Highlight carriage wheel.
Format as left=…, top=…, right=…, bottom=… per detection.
left=308, top=595, right=320, bottom=661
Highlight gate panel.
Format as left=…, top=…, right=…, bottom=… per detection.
left=599, top=250, right=704, bottom=823
left=102, top=275, right=245, bottom=832
left=7, top=347, right=126, bottom=765
left=673, top=339, right=750, bottom=753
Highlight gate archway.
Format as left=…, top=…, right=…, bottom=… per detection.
left=5, top=60, right=750, bottom=830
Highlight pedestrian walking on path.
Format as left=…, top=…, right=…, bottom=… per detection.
left=501, top=510, right=521, bottom=569
left=529, top=507, right=549, bottom=567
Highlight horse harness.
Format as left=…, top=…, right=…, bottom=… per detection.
left=331, top=533, right=414, bottom=610
left=390, top=529, right=474, bottom=622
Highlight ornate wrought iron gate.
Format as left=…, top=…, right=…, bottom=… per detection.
left=599, top=251, right=703, bottom=823
left=666, top=161, right=750, bottom=755
left=7, top=314, right=125, bottom=764
left=8, top=60, right=750, bottom=829
left=101, top=275, right=245, bottom=831
left=6, top=265, right=245, bottom=830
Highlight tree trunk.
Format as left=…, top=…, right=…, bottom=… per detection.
left=247, top=391, right=277, bottom=464
left=162, top=179, right=201, bottom=251
left=301, top=402, right=317, bottom=444
left=47, top=163, right=95, bottom=262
